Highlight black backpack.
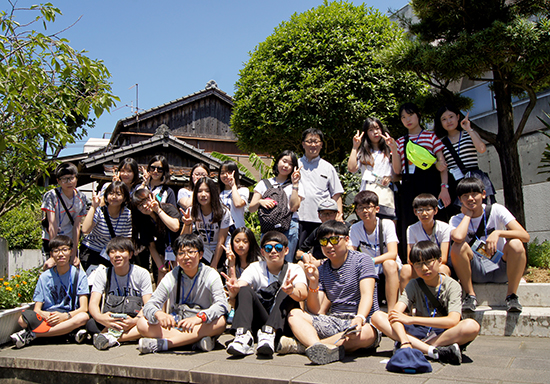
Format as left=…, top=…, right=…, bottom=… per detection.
left=258, top=179, right=292, bottom=234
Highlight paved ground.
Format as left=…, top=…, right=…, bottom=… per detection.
left=0, top=333, right=549, bottom=383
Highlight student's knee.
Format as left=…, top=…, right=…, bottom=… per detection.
left=17, top=316, right=26, bottom=328
left=462, top=318, right=480, bottom=339
left=451, top=242, right=471, bottom=263
left=208, top=316, right=226, bottom=336
left=287, top=308, right=307, bottom=326
left=383, top=259, right=398, bottom=275
left=504, top=239, right=526, bottom=260
left=136, top=316, right=150, bottom=334
left=370, top=311, right=388, bottom=330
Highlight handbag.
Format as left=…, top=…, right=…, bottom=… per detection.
left=102, top=267, right=143, bottom=317
left=257, top=262, right=289, bottom=312
left=405, top=140, right=436, bottom=170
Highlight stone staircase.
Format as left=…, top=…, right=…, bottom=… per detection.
left=462, top=282, right=550, bottom=337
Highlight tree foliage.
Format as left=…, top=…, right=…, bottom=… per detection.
left=0, top=2, right=118, bottom=218
left=382, top=0, right=550, bottom=226
left=231, top=1, right=427, bottom=163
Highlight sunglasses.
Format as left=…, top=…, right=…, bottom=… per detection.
left=263, top=243, right=284, bottom=253
left=149, top=166, right=164, bottom=172
left=319, top=235, right=345, bottom=247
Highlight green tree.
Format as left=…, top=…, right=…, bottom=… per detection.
left=0, top=2, right=118, bottom=218
left=231, top=1, right=427, bottom=163
left=383, top=0, right=550, bottom=227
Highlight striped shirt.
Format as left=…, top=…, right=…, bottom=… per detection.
left=318, top=250, right=379, bottom=317
left=82, top=206, right=132, bottom=255
left=396, top=131, right=444, bottom=171
left=442, top=132, right=479, bottom=171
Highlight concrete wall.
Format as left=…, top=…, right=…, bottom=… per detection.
left=0, top=238, right=42, bottom=278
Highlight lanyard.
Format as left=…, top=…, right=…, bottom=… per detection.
left=412, top=129, right=424, bottom=144
left=456, top=131, right=462, bottom=156
left=180, top=273, right=198, bottom=305
left=421, top=221, right=440, bottom=247
left=424, top=274, right=443, bottom=335
left=363, top=219, right=379, bottom=256
left=468, top=207, right=487, bottom=240
left=54, top=267, right=72, bottom=300
left=106, top=209, right=123, bottom=237
left=113, top=265, right=132, bottom=296
left=199, top=210, right=212, bottom=245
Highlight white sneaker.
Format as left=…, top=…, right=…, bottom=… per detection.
left=93, top=333, right=119, bottom=350
left=75, top=329, right=88, bottom=344
left=193, top=336, right=215, bottom=352
left=10, top=329, right=36, bottom=349
left=226, top=328, right=254, bottom=356
left=138, top=338, right=168, bottom=354
left=276, top=336, right=306, bottom=355
left=256, top=326, right=276, bottom=356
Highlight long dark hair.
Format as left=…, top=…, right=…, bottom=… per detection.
left=117, top=158, right=140, bottom=188
left=147, top=155, right=170, bottom=184
left=218, top=160, right=240, bottom=191
left=191, top=177, right=225, bottom=223
left=357, top=117, right=391, bottom=164
left=434, top=104, right=463, bottom=139
left=231, top=227, right=261, bottom=267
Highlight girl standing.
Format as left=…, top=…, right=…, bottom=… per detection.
left=141, top=155, right=177, bottom=207
left=348, top=117, right=395, bottom=219
left=218, top=161, right=250, bottom=230
left=249, top=150, right=303, bottom=262
left=178, top=163, right=210, bottom=210
left=181, top=177, right=233, bottom=270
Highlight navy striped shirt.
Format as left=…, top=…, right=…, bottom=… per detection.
left=318, top=250, right=379, bottom=317
left=82, top=207, right=132, bottom=254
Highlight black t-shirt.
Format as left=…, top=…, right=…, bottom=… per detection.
left=133, top=203, right=181, bottom=252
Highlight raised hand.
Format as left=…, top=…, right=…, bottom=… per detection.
left=382, top=132, right=397, bottom=152
left=220, top=272, right=240, bottom=297
left=226, top=170, right=236, bottom=188
left=149, top=194, right=160, bottom=213
left=281, top=273, right=297, bottom=295
left=291, top=166, right=302, bottom=185
left=259, top=198, right=277, bottom=209
left=112, top=168, right=121, bottom=182
left=91, top=189, right=100, bottom=209
left=140, top=166, right=150, bottom=183
left=461, top=112, right=472, bottom=132
left=179, top=207, right=193, bottom=226
left=352, top=130, right=364, bottom=150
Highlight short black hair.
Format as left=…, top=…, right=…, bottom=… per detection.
left=173, top=233, right=204, bottom=253
left=106, top=237, right=135, bottom=255
left=104, top=181, right=130, bottom=208
left=55, top=162, right=78, bottom=180
left=354, top=190, right=379, bottom=207
left=301, top=128, right=324, bottom=143
left=398, top=102, right=422, bottom=121
left=413, top=193, right=438, bottom=209
left=272, top=150, right=299, bottom=178
left=409, top=240, right=441, bottom=264
left=456, top=177, right=485, bottom=197
left=261, top=231, right=289, bottom=247
left=317, top=220, right=349, bottom=240
left=49, top=235, right=73, bottom=251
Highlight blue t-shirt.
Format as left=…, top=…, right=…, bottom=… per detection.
left=33, top=266, right=89, bottom=312
left=318, top=250, right=379, bottom=317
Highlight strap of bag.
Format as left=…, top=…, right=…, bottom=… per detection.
left=54, top=188, right=75, bottom=227
left=378, top=218, right=385, bottom=255
left=176, top=267, right=183, bottom=304
left=102, top=206, right=117, bottom=239
left=71, top=267, right=79, bottom=311
left=416, top=277, right=447, bottom=316
left=105, top=266, right=112, bottom=296
left=403, top=135, right=410, bottom=175
left=474, top=203, right=493, bottom=240
left=441, top=137, right=467, bottom=173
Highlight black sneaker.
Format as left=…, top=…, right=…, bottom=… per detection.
left=436, top=343, right=462, bottom=365
left=506, top=293, right=522, bottom=312
left=462, top=295, right=477, bottom=312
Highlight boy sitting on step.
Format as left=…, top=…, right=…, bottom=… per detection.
left=372, top=241, right=480, bottom=365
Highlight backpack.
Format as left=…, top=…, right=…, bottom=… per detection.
left=258, top=179, right=292, bottom=234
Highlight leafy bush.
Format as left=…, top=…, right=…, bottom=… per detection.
left=0, top=267, right=42, bottom=309
left=0, top=205, right=42, bottom=250
left=528, top=238, right=550, bottom=269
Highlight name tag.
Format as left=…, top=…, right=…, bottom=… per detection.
left=165, top=246, right=176, bottom=261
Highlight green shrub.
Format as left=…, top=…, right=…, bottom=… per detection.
left=0, top=205, right=42, bottom=250
left=527, top=238, right=550, bottom=269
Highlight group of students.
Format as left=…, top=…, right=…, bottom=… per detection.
left=10, top=102, right=530, bottom=367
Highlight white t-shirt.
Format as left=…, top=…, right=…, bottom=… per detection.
left=239, top=261, right=307, bottom=291
left=220, top=187, right=250, bottom=228
left=194, top=209, right=233, bottom=263
left=254, top=177, right=304, bottom=220
left=91, top=264, right=153, bottom=297
left=407, top=220, right=451, bottom=246
left=357, top=150, right=392, bottom=191
left=450, top=203, right=516, bottom=252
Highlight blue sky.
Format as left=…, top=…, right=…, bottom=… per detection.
left=18, top=1, right=407, bottom=155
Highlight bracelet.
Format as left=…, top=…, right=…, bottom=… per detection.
left=401, top=341, right=411, bottom=346
left=292, top=186, right=299, bottom=191
left=354, top=314, right=366, bottom=325
left=440, top=183, right=449, bottom=189
left=67, top=312, right=72, bottom=320
left=308, top=286, right=319, bottom=293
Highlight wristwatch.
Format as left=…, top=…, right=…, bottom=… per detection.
left=197, top=312, right=207, bottom=323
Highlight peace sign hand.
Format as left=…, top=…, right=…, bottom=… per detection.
left=382, top=132, right=397, bottom=151
left=461, top=112, right=472, bottom=132
left=179, top=207, right=194, bottom=226
left=281, top=274, right=297, bottom=295
left=140, top=166, right=150, bottom=183
left=112, top=168, right=121, bottom=182
left=220, top=272, right=240, bottom=297
left=352, top=130, right=364, bottom=150
left=91, top=189, right=100, bottom=209
left=291, top=166, right=302, bottom=185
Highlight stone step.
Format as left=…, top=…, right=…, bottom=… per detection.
left=472, top=282, right=550, bottom=307
left=462, top=306, right=550, bottom=337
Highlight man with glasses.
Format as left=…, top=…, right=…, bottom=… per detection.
left=297, top=128, right=344, bottom=248
left=285, top=220, right=381, bottom=365
left=41, top=162, right=88, bottom=270
left=223, top=231, right=307, bottom=357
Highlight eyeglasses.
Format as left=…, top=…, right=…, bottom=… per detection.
left=177, top=249, right=199, bottom=257
left=319, top=211, right=337, bottom=218
left=58, top=175, right=76, bottom=184
left=356, top=204, right=376, bottom=212
left=413, top=258, right=437, bottom=269
left=193, top=172, right=208, bottom=178
left=304, top=140, right=322, bottom=145
left=263, top=243, right=284, bottom=253
left=52, top=247, right=72, bottom=255
left=149, top=166, right=164, bottom=172
left=319, top=236, right=345, bottom=247
left=414, top=208, right=434, bottom=214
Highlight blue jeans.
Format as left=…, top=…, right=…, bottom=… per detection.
left=284, top=218, right=299, bottom=263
